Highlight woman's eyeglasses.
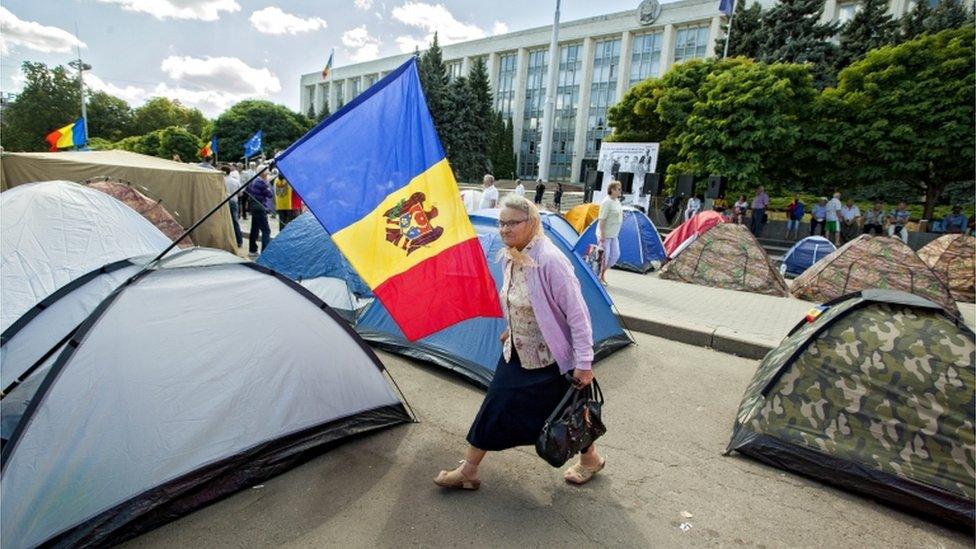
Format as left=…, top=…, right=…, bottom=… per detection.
left=498, top=219, right=528, bottom=229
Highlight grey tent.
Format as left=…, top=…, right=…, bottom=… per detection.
left=0, top=248, right=411, bottom=548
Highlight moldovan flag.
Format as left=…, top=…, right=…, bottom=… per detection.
left=45, top=118, right=86, bottom=152
left=199, top=135, right=217, bottom=158
left=276, top=57, right=502, bottom=341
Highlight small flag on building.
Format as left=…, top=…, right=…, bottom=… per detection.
left=45, top=118, right=86, bottom=152
left=243, top=130, right=263, bottom=158
left=275, top=57, right=502, bottom=341
left=719, top=0, right=735, bottom=16
left=321, top=49, right=334, bottom=79
left=199, top=135, right=217, bottom=158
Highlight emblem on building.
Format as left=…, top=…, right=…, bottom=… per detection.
left=637, top=0, right=662, bottom=25
left=384, top=191, right=443, bottom=255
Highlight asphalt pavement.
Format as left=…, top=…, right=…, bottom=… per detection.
left=126, top=333, right=970, bottom=548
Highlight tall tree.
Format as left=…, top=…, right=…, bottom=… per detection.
left=899, top=0, right=932, bottom=40
left=925, top=0, right=971, bottom=33
left=836, top=0, right=898, bottom=69
left=1, top=62, right=81, bottom=151
left=824, top=26, right=975, bottom=219
left=441, top=76, right=480, bottom=181
left=417, top=32, right=449, bottom=135
left=131, top=97, right=208, bottom=137
left=488, top=113, right=517, bottom=180
left=465, top=57, right=493, bottom=177
left=86, top=90, right=134, bottom=142
left=757, top=0, right=840, bottom=88
left=212, top=100, right=312, bottom=160
left=715, top=1, right=765, bottom=58
left=316, top=101, right=331, bottom=122
left=306, top=103, right=316, bottom=120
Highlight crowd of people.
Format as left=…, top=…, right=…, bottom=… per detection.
left=217, top=160, right=304, bottom=258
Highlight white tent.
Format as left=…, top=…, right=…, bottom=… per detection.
left=460, top=189, right=484, bottom=213
left=0, top=248, right=411, bottom=548
left=0, top=181, right=171, bottom=333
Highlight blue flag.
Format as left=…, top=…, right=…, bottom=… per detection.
left=720, top=0, right=735, bottom=16
left=210, top=135, right=218, bottom=157
left=244, top=130, right=263, bottom=158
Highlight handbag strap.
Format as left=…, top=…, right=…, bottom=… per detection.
left=589, top=378, right=604, bottom=405
left=544, top=380, right=584, bottom=425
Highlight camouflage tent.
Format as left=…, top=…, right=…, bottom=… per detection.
left=657, top=223, right=789, bottom=297
left=790, top=235, right=959, bottom=317
left=917, top=234, right=975, bottom=303
left=84, top=177, right=193, bottom=248
left=726, top=289, right=975, bottom=528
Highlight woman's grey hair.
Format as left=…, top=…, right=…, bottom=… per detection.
left=500, top=194, right=543, bottom=238
left=607, top=180, right=622, bottom=193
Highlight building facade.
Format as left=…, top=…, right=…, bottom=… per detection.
left=300, top=0, right=928, bottom=183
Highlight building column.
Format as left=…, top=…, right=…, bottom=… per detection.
left=615, top=31, right=634, bottom=103
left=571, top=37, right=596, bottom=184
left=511, top=47, right=530, bottom=165
left=312, top=83, right=322, bottom=114
left=488, top=52, right=500, bottom=99
left=707, top=16, right=723, bottom=58
left=461, top=56, right=471, bottom=76
left=660, top=23, right=676, bottom=74
left=821, top=0, right=838, bottom=22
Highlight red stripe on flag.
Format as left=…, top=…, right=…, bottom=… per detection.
left=373, top=237, right=502, bottom=341
left=45, top=130, right=62, bottom=152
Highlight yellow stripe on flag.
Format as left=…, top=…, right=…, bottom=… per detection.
left=332, top=158, right=476, bottom=287
left=55, top=123, right=75, bottom=149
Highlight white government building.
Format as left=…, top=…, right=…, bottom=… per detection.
left=300, top=0, right=930, bottom=183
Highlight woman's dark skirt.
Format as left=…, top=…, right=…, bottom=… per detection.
left=466, top=350, right=573, bottom=451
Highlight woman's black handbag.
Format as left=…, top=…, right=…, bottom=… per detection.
left=536, top=378, right=606, bottom=468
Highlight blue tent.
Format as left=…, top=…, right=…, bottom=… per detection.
left=781, top=236, right=836, bottom=277
left=541, top=211, right=579, bottom=247
left=573, top=206, right=666, bottom=273
left=258, top=211, right=631, bottom=388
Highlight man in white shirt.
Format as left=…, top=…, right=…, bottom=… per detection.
left=514, top=179, right=525, bottom=197
left=825, top=192, right=843, bottom=245
left=839, top=197, right=861, bottom=244
left=478, top=174, right=499, bottom=210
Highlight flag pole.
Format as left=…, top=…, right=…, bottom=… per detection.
left=723, top=0, right=737, bottom=59
left=536, top=0, right=561, bottom=183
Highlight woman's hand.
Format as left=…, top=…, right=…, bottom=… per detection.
left=499, top=328, right=510, bottom=343
left=572, top=368, right=594, bottom=388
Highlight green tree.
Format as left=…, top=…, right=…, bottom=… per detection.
left=464, top=57, right=493, bottom=178
left=899, top=0, right=932, bottom=40
left=212, top=100, right=312, bottom=160
left=715, top=1, right=766, bottom=58
left=758, top=0, right=840, bottom=88
left=86, top=90, right=134, bottom=141
left=306, top=103, right=316, bottom=120
left=131, top=97, right=208, bottom=137
left=1, top=62, right=81, bottom=151
left=316, top=101, right=331, bottom=122
left=824, top=26, right=975, bottom=219
left=441, top=76, right=480, bottom=181
left=666, top=60, right=817, bottom=195
left=157, top=126, right=201, bottom=160
left=488, top=113, right=517, bottom=180
left=418, top=32, right=449, bottom=134
left=925, top=0, right=971, bottom=33
left=836, top=0, right=898, bottom=69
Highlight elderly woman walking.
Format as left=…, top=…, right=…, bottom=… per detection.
left=434, top=195, right=605, bottom=490
left=597, top=181, right=624, bottom=285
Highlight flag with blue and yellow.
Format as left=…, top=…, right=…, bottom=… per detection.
left=45, top=118, right=86, bottom=152
left=276, top=57, right=502, bottom=341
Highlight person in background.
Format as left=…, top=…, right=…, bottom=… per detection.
left=750, top=186, right=770, bottom=237
left=732, top=195, right=749, bottom=224
left=839, top=197, right=861, bottom=243
left=810, top=197, right=827, bottom=236
left=784, top=195, right=805, bottom=240
left=221, top=166, right=243, bottom=248
left=514, top=179, right=525, bottom=197
left=862, top=201, right=887, bottom=235
left=434, top=195, right=602, bottom=490
left=479, top=174, right=499, bottom=210
left=943, top=206, right=968, bottom=234
left=684, top=193, right=702, bottom=221
left=553, top=183, right=564, bottom=213
left=274, top=173, right=302, bottom=230
left=247, top=171, right=274, bottom=256
left=171, top=154, right=182, bottom=163
left=534, top=179, right=546, bottom=205
left=241, top=162, right=257, bottom=220
left=887, top=201, right=911, bottom=244
left=597, top=181, right=624, bottom=285
left=712, top=195, right=727, bottom=214
left=825, top=192, right=843, bottom=245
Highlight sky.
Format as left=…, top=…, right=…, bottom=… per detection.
left=0, top=0, right=657, bottom=117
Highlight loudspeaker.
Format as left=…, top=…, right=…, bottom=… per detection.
left=706, top=175, right=726, bottom=199
left=642, top=173, right=661, bottom=196
left=618, top=172, right=634, bottom=194
left=676, top=175, right=695, bottom=198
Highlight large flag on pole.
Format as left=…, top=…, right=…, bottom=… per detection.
left=45, top=118, right=86, bottom=152
left=720, top=0, right=735, bottom=16
left=321, top=48, right=334, bottom=79
left=275, top=57, right=502, bottom=341
left=243, top=130, right=263, bottom=158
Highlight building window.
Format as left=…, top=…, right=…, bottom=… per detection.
left=495, top=53, right=518, bottom=120
left=588, top=37, right=621, bottom=163
left=837, top=2, right=858, bottom=23
left=673, top=25, right=710, bottom=64
left=335, top=81, right=344, bottom=108
left=519, top=48, right=548, bottom=178
left=630, top=31, right=662, bottom=85
left=350, top=78, right=361, bottom=98
left=365, top=74, right=377, bottom=88
left=446, top=61, right=463, bottom=82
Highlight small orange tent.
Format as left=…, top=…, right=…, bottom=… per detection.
left=565, top=203, right=600, bottom=233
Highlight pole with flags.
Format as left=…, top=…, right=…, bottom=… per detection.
left=536, top=0, right=561, bottom=183
left=322, top=47, right=334, bottom=114
left=721, top=0, right=736, bottom=58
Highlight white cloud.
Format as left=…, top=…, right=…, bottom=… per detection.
left=160, top=55, right=281, bottom=96
left=395, top=35, right=427, bottom=53
left=491, top=21, right=508, bottom=35
left=0, top=7, right=86, bottom=55
left=354, top=0, right=374, bottom=9
left=342, top=25, right=381, bottom=62
left=249, top=6, right=326, bottom=35
left=84, top=73, right=148, bottom=105
left=392, top=2, right=487, bottom=45
left=95, top=0, right=240, bottom=21
left=150, top=84, right=244, bottom=115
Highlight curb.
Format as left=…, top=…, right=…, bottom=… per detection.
left=618, top=314, right=773, bottom=360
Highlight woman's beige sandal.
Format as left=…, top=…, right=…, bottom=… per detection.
left=434, top=461, right=481, bottom=490
left=564, top=458, right=605, bottom=485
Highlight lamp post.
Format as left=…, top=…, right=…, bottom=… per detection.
left=536, top=0, right=561, bottom=184
left=68, top=53, right=91, bottom=142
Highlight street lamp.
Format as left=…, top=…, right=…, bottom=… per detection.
left=68, top=57, right=91, bottom=142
